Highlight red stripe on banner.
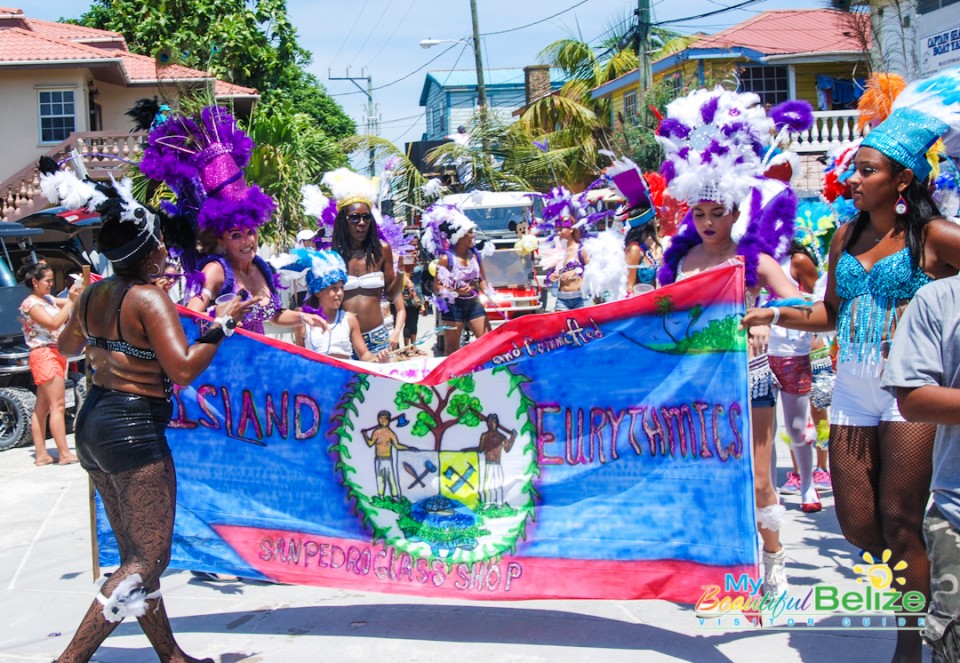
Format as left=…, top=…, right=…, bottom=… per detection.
left=215, top=524, right=755, bottom=604
left=175, top=261, right=746, bottom=384
left=429, top=261, right=746, bottom=382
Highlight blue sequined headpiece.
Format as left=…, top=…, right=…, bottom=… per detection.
left=861, top=108, right=948, bottom=182
left=289, top=247, right=348, bottom=294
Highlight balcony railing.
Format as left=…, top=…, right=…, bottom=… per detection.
left=0, top=131, right=146, bottom=224
left=792, top=110, right=867, bottom=154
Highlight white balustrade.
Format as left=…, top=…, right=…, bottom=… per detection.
left=792, top=110, right=868, bottom=153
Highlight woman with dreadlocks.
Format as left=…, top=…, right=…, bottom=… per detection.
left=319, top=168, right=405, bottom=354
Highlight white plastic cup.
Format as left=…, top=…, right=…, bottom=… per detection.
left=633, top=283, right=654, bottom=295
left=215, top=293, right=238, bottom=306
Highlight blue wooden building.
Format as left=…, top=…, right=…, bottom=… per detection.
left=419, top=67, right=567, bottom=141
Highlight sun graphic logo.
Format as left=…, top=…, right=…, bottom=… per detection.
left=853, top=549, right=908, bottom=590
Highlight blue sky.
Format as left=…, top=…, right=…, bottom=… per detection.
left=20, top=0, right=827, bottom=147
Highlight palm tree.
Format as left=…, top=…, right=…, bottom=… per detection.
left=244, top=104, right=346, bottom=246
left=340, top=134, right=440, bottom=222
left=655, top=295, right=680, bottom=345
left=685, top=303, right=704, bottom=339
left=511, top=36, right=638, bottom=191
left=421, top=114, right=535, bottom=193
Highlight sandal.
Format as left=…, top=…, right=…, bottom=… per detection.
left=35, top=456, right=55, bottom=467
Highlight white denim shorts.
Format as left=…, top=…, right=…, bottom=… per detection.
left=829, top=359, right=905, bottom=427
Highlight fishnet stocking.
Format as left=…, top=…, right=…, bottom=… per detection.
left=831, top=421, right=935, bottom=662
left=58, top=457, right=212, bottom=663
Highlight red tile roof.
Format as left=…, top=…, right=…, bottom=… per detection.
left=214, top=80, right=259, bottom=97
left=689, top=9, right=868, bottom=56
left=116, top=49, right=213, bottom=83
left=23, top=17, right=124, bottom=44
left=0, top=17, right=257, bottom=98
left=115, top=50, right=257, bottom=95
left=0, top=27, right=119, bottom=63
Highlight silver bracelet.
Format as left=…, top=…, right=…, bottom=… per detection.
left=770, top=307, right=780, bottom=325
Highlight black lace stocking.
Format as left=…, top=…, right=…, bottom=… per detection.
left=58, top=457, right=212, bottom=663
left=831, top=422, right=935, bottom=662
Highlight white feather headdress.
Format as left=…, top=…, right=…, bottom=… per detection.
left=656, top=87, right=771, bottom=211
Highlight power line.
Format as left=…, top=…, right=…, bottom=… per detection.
left=364, top=0, right=417, bottom=70
left=480, top=0, right=594, bottom=37
left=656, top=0, right=768, bottom=26
left=329, top=42, right=459, bottom=98
left=328, top=0, right=372, bottom=70
left=347, top=0, right=395, bottom=68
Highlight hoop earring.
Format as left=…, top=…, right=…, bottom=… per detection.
left=146, top=262, right=162, bottom=279
left=895, top=195, right=908, bottom=215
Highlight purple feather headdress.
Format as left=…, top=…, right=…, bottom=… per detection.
left=658, top=179, right=797, bottom=288
left=139, top=105, right=275, bottom=236
left=376, top=212, right=414, bottom=260
left=537, top=186, right=599, bottom=238
left=420, top=204, right=475, bottom=258
left=301, top=184, right=338, bottom=246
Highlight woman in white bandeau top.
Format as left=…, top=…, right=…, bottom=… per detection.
left=332, top=200, right=404, bottom=354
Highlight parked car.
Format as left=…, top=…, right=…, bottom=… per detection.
left=0, top=209, right=101, bottom=450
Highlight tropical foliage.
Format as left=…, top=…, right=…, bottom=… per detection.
left=244, top=104, right=348, bottom=245
left=74, top=0, right=355, bottom=138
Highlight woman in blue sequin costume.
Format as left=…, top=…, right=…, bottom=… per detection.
left=744, top=107, right=960, bottom=663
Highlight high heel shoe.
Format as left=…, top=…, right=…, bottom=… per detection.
left=800, top=488, right=822, bottom=513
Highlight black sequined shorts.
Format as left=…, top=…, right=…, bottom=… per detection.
left=76, top=386, right=173, bottom=474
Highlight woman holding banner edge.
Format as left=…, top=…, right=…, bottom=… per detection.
left=656, top=89, right=812, bottom=598
left=53, top=178, right=249, bottom=663
left=743, top=74, right=960, bottom=661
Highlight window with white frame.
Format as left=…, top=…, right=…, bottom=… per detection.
left=737, top=65, right=788, bottom=106
left=623, top=89, right=639, bottom=124
left=38, top=89, right=76, bottom=143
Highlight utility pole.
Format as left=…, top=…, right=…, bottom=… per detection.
left=469, top=0, right=491, bottom=155
left=329, top=68, right=377, bottom=175
left=637, top=0, right=652, bottom=92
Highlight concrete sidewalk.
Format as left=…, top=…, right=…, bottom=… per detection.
left=0, top=437, right=924, bottom=663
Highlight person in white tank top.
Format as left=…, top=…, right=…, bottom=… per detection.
left=290, top=248, right=389, bottom=363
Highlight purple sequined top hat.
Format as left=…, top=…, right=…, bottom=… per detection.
left=139, top=105, right=276, bottom=237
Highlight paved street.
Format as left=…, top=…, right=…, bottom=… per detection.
left=0, top=435, right=929, bottom=663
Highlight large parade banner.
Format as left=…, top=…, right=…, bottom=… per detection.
left=95, top=262, right=757, bottom=603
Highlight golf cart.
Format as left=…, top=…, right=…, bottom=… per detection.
left=0, top=220, right=89, bottom=450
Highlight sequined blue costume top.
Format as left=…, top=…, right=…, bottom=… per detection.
left=834, top=247, right=932, bottom=363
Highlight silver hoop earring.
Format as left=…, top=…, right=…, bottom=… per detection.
left=147, top=262, right=162, bottom=279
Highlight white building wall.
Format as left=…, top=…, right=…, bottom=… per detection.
left=871, top=0, right=920, bottom=78
left=0, top=68, right=89, bottom=181
left=916, top=2, right=960, bottom=75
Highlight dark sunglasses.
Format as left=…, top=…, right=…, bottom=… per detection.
left=346, top=212, right=374, bottom=224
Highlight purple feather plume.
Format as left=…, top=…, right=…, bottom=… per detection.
left=700, top=95, right=720, bottom=124
left=658, top=118, right=690, bottom=140
left=769, top=100, right=814, bottom=133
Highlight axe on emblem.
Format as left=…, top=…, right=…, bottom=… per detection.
left=444, top=464, right=476, bottom=493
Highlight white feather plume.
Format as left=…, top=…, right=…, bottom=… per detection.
left=891, top=65, right=960, bottom=156
left=581, top=228, right=627, bottom=301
